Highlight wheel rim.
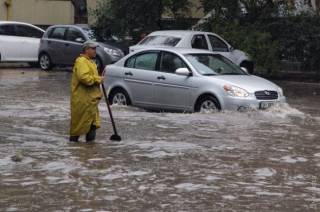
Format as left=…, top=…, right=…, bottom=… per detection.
left=200, top=100, right=218, bottom=113
left=40, top=55, right=50, bottom=69
left=112, top=93, right=127, bottom=105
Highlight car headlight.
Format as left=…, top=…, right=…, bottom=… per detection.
left=223, top=84, right=249, bottom=97
left=278, top=87, right=284, bottom=97
left=104, top=47, right=123, bottom=57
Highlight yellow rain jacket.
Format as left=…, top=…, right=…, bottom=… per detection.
left=70, top=55, right=103, bottom=136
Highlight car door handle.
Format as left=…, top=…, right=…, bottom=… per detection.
left=64, top=43, right=70, bottom=47
left=157, top=76, right=166, bottom=80
left=125, top=72, right=133, bottom=76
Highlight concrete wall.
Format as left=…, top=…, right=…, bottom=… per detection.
left=0, top=0, right=74, bottom=25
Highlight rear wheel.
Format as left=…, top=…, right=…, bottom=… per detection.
left=195, top=95, right=221, bottom=113
left=39, top=53, right=52, bottom=71
left=108, top=89, right=131, bottom=106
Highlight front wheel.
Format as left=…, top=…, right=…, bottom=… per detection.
left=195, top=95, right=221, bottom=113
left=108, top=89, right=131, bottom=106
left=39, top=53, right=52, bottom=71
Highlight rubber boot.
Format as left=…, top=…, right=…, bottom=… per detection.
left=69, top=136, right=79, bottom=142
left=86, top=125, right=96, bottom=142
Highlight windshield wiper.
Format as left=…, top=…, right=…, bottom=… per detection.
left=202, top=73, right=217, bottom=76
left=221, top=73, right=243, bottom=75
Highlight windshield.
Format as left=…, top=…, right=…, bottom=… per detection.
left=83, top=28, right=121, bottom=43
left=139, top=35, right=181, bottom=46
left=82, top=28, right=97, bottom=41
left=185, top=54, right=247, bottom=76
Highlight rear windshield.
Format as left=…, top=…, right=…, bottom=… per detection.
left=139, top=35, right=181, bottom=46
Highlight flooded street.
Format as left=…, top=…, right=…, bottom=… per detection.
left=0, top=68, right=320, bottom=211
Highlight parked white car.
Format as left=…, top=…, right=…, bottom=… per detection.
left=130, top=30, right=254, bottom=73
left=0, top=21, right=44, bottom=66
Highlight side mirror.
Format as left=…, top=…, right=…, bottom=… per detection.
left=229, top=46, right=234, bottom=52
left=241, top=67, right=249, bottom=74
left=75, top=37, right=85, bottom=43
left=175, top=68, right=191, bottom=76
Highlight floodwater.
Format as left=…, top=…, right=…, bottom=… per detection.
left=0, top=68, right=320, bottom=211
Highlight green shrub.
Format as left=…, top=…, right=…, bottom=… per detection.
left=201, top=19, right=280, bottom=73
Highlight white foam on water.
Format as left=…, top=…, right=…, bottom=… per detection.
left=103, top=195, right=119, bottom=201
left=135, top=151, right=177, bottom=159
left=280, top=156, right=308, bottom=163
left=5, top=207, right=19, bottom=212
left=306, top=198, right=320, bottom=202
left=204, top=175, right=221, bottom=181
left=37, top=160, right=81, bottom=174
left=259, top=103, right=305, bottom=119
left=256, top=191, right=285, bottom=197
left=314, top=153, right=320, bottom=157
left=174, top=183, right=211, bottom=192
left=101, top=170, right=150, bottom=181
left=306, top=187, right=320, bottom=194
left=254, top=168, right=277, bottom=178
left=0, top=156, right=33, bottom=170
left=222, top=195, right=237, bottom=200
left=20, top=181, right=41, bottom=186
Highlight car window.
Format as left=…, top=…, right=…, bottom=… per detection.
left=49, top=27, right=67, bottom=40
left=185, top=54, right=246, bottom=76
left=125, top=52, right=158, bottom=71
left=15, top=25, right=43, bottom=38
left=0, top=24, right=16, bottom=36
left=66, top=27, right=85, bottom=43
left=208, top=35, right=228, bottom=52
left=125, top=56, right=136, bottom=68
left=160, top=52, right=187, bottom=73
left=139, top=35, right=181, bottom=46
left=191, top=34, right=208, bottom=50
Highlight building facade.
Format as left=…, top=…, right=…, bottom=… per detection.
left=0, top=0, right=74, bottom=26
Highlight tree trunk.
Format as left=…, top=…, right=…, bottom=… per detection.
left=71, top=0, right=88, bottom=24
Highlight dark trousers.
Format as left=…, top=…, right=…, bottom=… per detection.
left=69, top=124, right=96, bottom=142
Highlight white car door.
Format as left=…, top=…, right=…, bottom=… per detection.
left=0, top=24, right=21, bottom=61
left=15, top=24, right=43, bottom=61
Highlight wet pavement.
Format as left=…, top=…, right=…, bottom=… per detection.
left=0, top=67, right=320, bottom=211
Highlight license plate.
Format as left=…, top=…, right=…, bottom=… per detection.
left=259, top=101, right=274, bottom=109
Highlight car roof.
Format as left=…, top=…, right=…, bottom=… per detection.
left=0, top=21, right=31, bottom=25
left=0, top=21, right=45, bottom=31
left=47, top=24, right=86, bottom=30
left=133, top=46, right=214, bottom=55
left=149, top=30, right=217, bottom=37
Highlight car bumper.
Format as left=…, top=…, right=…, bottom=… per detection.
left=223, top=95, right=287, bottom=111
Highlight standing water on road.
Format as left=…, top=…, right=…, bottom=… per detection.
left=0, top=68, right=320, bottom=211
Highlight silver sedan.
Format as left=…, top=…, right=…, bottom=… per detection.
left=104, top=47, right=286, bottom=112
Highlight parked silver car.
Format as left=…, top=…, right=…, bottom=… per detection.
left=130, top=30, right=254, bottom=73
left=104, top=47, right=285, bottom=112
left=38, top=25, right=124, bottom=71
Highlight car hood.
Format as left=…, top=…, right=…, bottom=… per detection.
left=129, top=45, right=155, bottom=52
left=210, top=75, right=280, bottom=93
left=97, top=42, right=122, bottom=51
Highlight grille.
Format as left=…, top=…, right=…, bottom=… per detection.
left=255, top=90, right=278, bottom=100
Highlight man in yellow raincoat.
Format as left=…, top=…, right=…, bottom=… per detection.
left=69, top=41, right=104, bottom=142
